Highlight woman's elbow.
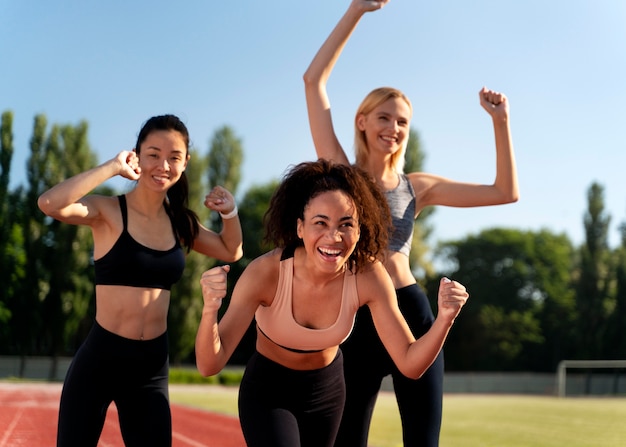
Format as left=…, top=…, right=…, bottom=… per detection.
left=302, top=70, right=323, bottom=92
left=399, top=365, right=424, bottom=380
left=197, top=365, right=218, bottom=378
left=37, top=194, right=56, bottom=217
left=493, top=187, right=520, bottom=205
left=302, top=70, right=313, bottom=87
left=226, top=245, right=244, bottom=263
left=37, top=195, right=49, bottom=214
left=506, top=190, right=520, bottom=204
left=196, top=359, right=221, bottom=378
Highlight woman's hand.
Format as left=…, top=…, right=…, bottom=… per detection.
left=437, top=277, right=469, bottom=322
left=200, top=265, right=230, bottom=312
left=479, top=86, right=509, bottom=121
left=115, top=150, right=141, bottom=181
left=353, top=0, right=390, bottom=14
left=204, top=186, right=237, bottom=215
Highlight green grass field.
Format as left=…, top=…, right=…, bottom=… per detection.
left=169, top=386, right=626, bottom=447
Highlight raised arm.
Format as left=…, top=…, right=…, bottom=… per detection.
left=364, top=265, right=468, bottom=379
left=411, top=87, right=519, bottom=211
left=37, top=150, right=141, bottom=225
left=303, top=0, right=389, bottom=164
left=479, top=87, right=519, bottom=204
left=192, top=185, right=243, bottom=262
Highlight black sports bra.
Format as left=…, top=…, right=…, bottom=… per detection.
left=94, top=195, right=185, bottom=290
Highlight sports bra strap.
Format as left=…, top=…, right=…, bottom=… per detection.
left=117, top=195, right=128, bottom=229
left=280, top=244, right=296, bottom=261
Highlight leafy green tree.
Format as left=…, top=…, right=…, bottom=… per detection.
left=37, top=122, right=97, bottom=370
left=169, top=148, right=213, bottom=364
left=0, top=111, right=12, bottom=224
left=432, top=228, right=575, bottom=371
left=170, top=126, right=244, bottom=364
left=574, top=182, right=613, bottom=359
left=0, top=111, right=15, bottom=343
left=225, top=180, right=278, bottom=365
left=206, top=125, right=244, bottom=230
left=404, top=127, right=435, bottom=279
left=528, top=231, right=577, bottom=370
left=10, top=116, right=98, bottom=379
left=8, top=115, right=50, bottom=368
left=605, top=220, right=626, bottom=358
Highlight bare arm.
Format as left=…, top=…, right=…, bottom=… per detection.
left=192, top=185, right=243, bottom=262
left=303, top=0, right=389, bottom=164
left=37, top=151, right=141, bottom=225
left=195, top=256, right=270, bottom=376
left=195, top=265, right=234, bottom=376
left=363, top=265, right=468, bottom=379
left=412, top=87, right=519, bottom=213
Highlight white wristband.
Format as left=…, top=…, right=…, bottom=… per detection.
left=219, top=205, right=238, bottom=220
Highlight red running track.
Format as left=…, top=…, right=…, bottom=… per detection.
left=0, top=382, right=245, bottom=447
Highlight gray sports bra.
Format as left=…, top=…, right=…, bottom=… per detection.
left=385, top=174, right=416, bottom=256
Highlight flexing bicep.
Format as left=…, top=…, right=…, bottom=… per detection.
left=39, top=194, right=105, bottom=226
left=192, top=223, right=243, bottom=263
left=214, top=260, right=271, bottom=359
left=411, top=172, right=516, bottom=212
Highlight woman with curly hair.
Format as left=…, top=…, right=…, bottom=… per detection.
left=195, top=159, right=469, bottom=447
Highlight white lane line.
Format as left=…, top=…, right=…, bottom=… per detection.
left=173, top=431, right=210, bottom=447
left=0, top=407, right=25, bottom=447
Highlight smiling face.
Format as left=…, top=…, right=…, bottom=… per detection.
left=296, top=190, right=360, bottom=274
left=357, top=96, right=411, bottom=159
left=137, top=129, right=189, bottom=191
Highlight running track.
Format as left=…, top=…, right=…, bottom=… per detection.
left=0, top=382, right=245, bottom=447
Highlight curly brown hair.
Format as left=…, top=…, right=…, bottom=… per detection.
left=264, top=159, right=391, bottom=273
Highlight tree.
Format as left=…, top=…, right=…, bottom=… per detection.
left=404, top=127, right=435, bottom=279
left=206, top=125, right=244, bottom=230
left=8, top=115, right=49, bottom=367
left=37, top=122, right=97, bottom=369
left=225, top=180, right=278, bottom=364
left=169, top=126, right=244, bottom=364
left=0, top=112, right=12, bottom=221
left=169, top=148, right=212, bottom=364
left=0, top=111, right=16, bottom=344
left=432, top=228, right=575, bottom=371
left=605, top=220, right=626, bottom=358
left=574, top=182, right=613, bottom=360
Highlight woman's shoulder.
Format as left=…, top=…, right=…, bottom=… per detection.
left=84, top=193, right=121, bottom=208
left=355, top=261, right=391, bottom=288
left=237, top=249, right=283, bottom=304
left=354, top=260, right=396, bottom=307
left=244, top=248, right=282, bottom=277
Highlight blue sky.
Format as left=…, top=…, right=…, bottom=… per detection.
left=2, top=0, right=625, bottom=250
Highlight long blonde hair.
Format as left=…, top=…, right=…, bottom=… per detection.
left=354, top=87, right=413, bottom=173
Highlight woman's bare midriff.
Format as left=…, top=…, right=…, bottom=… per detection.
left=95, top=285, right=171, bottom=341
left=255, top=328, right=340, bottom=371
left=383, top=250, right=417, bottom=290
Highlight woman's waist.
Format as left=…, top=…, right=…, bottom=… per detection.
left=95, top=286, right=170, bottom=340
left=382, top=252, right=417, bottom=289
left=255, top=333, right=340, bottom=371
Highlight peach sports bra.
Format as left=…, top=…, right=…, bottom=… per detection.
left=255, top=246, right=360, bottom=353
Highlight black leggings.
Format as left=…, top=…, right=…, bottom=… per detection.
left=334, top=283, right=444, bottom=447
left=56, top=321, right=171, bottom=447
left=238, top=350, right=346, bottom=447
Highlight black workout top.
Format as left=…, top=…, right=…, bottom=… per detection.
left=94, top=195, right=185, bottom=291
